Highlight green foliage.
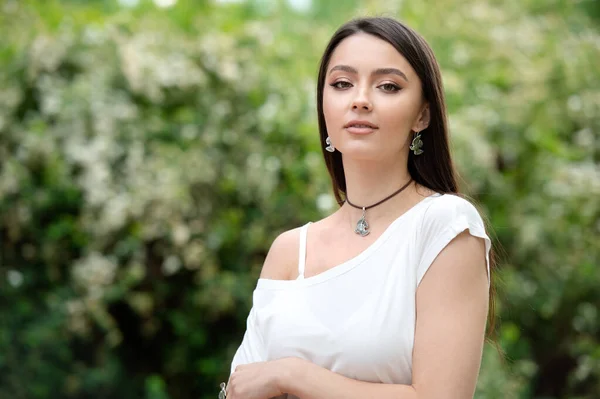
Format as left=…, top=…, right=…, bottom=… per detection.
left=0, top=0, right=598, bottom=398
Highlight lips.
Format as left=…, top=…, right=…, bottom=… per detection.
left=344, top=120, right=379, bottom=134
left=344, top=120, right=378, bottom=129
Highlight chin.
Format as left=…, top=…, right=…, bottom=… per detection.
left=339, top=147, right=386, bottom=162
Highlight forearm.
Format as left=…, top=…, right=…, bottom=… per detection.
left=280, top=358, right=418, bottom=399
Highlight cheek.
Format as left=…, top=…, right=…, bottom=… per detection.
left=379, top=96, right=420, bottom=128
left=323, top=92, right=343, bottom=126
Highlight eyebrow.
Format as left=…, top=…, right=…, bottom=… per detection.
left=328, top=64, right=409, bottom=82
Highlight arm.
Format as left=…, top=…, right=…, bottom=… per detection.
left=277, top=230, right=489, bottom=399
left=231, top=227, right=302, bottom=370
left=227, top=228, right=302, bottom=398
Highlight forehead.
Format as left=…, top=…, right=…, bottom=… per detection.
left=328, top=32, right=415, bottom=79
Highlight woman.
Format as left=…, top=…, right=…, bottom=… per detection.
left=223, top=16, right=494, bottom=399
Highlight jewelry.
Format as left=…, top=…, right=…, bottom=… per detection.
left=325, top=136, right=335, bottom=152
left=219, top=382, right=227, bottom=399
left=346, top=178, right=413, bottom=237
left=410, top=130, right=424, bottom=155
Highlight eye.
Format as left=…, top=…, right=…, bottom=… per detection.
left=379, top=83, right=401, bottom=92
left=330, top=81, right=352, bottom=89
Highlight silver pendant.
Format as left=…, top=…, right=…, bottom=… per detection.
left=354, top=207, right=370, bottom=237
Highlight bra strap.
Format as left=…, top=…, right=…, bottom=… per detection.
left=297, top=222, right=311, bottom=279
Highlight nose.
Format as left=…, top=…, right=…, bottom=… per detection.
left=352, top=90, right=372, bottom=112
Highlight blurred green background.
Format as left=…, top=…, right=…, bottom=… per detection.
left=0, top=0, right=599, bottom=398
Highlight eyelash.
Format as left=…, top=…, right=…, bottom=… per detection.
left=329, top=81, right=401, bottom=92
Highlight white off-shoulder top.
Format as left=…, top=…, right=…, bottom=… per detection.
left=230, top=193, right=491, bottom=392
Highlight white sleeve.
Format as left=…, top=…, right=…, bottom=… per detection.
left=416, top=195, right=491, bottom=287
left=230, top=305, right=266, bottom=375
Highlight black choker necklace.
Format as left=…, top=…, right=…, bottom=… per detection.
left=345, top=179, right=413, bottom=237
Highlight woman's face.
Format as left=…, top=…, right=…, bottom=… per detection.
left=323, top=32, right=429, bottom=162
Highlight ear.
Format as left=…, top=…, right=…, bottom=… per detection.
left=412, top=103, right=431, bottom=132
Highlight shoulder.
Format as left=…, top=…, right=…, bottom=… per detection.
left=259, top=225, right=303, bottom=280
left=416, top=193, right=491, bottom=286
left=421, top=193, right=485, bottom=232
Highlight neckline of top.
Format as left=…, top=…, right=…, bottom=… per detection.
left=256, top=192, right=443, bottom=290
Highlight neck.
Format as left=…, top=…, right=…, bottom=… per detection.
left=342, top=155, right=412, bottom=206
left=340, top=154, right=414, bottom=227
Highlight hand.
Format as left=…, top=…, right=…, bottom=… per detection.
left=227, top=359, right=292, bottom=399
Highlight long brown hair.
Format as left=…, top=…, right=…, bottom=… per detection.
left=316, top=17, right=498, bottom=342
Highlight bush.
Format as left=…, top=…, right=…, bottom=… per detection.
left=0, top=0, right=598, bottom=398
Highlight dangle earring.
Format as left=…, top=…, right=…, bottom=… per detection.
left=325, top=136, right=335, bottom=152
left=410, top=130, right=424, bottom=155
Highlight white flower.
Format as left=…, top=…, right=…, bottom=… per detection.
left=317, top=193, right=335, bottom=213
left=72, top=252, right=118, bottom=296
left=7, top=270, right=23, bottom=288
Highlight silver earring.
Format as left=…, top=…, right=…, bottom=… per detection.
left=325, top=136, right=335, bottom=152
left=410, top=130, right=424, bottom=155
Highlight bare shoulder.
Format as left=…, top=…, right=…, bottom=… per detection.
left=259, top=226, right=302, bottom=280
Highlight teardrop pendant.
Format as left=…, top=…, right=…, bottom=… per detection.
left=354, top=207, right=370, bottom=237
